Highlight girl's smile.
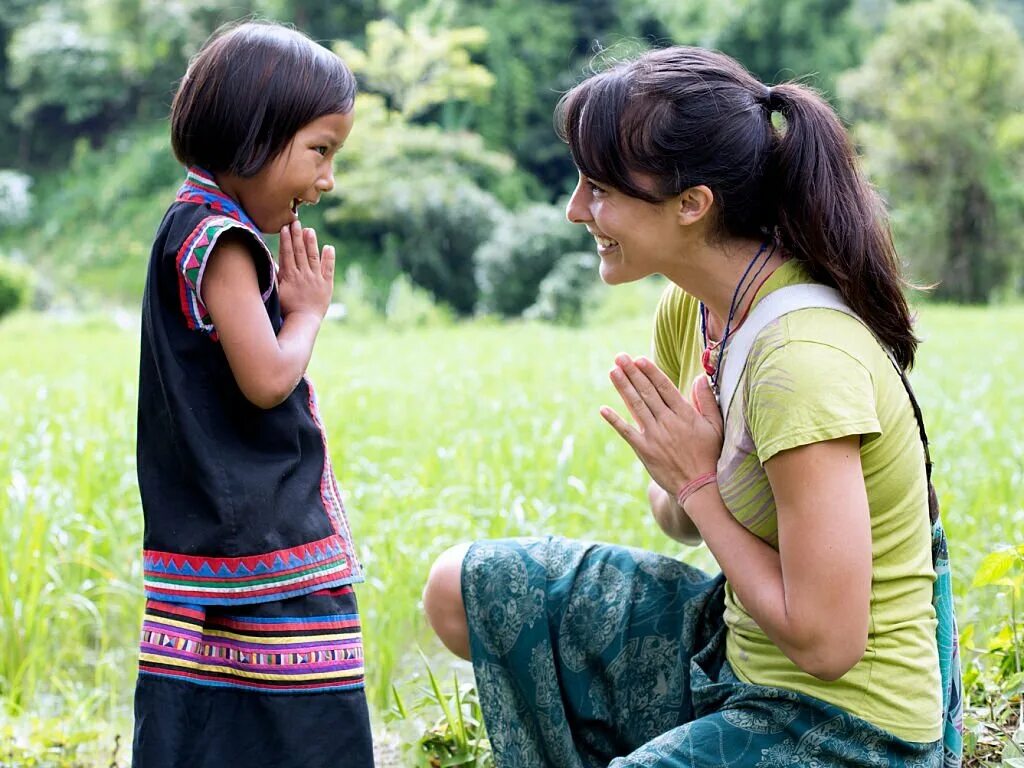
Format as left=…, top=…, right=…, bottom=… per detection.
left=218, top=110, right=355, bottom=234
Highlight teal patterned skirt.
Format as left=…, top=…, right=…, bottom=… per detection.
left=462, top=536, right=944, bottom=768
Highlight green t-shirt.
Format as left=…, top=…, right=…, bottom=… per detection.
left=652, top=261, right=941, bottom=742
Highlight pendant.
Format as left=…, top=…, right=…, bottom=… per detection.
left=701, top=346, right=720, bottom=377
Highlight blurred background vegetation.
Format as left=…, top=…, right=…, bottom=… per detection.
left=0, top=0, right=1022, bottom=321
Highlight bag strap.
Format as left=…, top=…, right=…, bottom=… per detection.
left=715, top=283, right=939, bottom=523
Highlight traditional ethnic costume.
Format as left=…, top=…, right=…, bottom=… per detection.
left=132, top=168, right=373, bottom=767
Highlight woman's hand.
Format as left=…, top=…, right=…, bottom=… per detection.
left=277, top=220, right=336, bottom=321
left=600, top=354, right=724, bottom=501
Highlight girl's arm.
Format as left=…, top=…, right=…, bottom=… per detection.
left=602, top=354, right=872, bottom=681
left=202, top=221, right=336, bottom=409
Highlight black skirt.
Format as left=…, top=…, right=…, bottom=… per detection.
left=132, top=585, right=374, bottom=767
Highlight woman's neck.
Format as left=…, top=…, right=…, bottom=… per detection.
left=663, top=236, right=786, bottom=337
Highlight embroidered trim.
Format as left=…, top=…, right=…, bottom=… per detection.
left=138, top=592, right=365, bottom=693
left=304, top=377, right=363, bottom=579
left=176, top=167, right=260, bottom=232
left=176, top=215, right=275, bottom=336
left=143, top=535, right=361, bottom=606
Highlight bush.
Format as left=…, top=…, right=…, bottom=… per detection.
left=0, top=257, right=32, bottom=318
left=382, top=181, right=503, bottom=315
left=525, top=251, right=599, bottom=326
left=474, top=203, right=592, bottom=317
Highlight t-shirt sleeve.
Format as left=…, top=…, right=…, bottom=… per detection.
left=746, top=339, right=882, bottom=464
left=176, top=215, right=275, bottom=335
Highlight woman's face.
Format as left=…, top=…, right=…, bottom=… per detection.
left=565, top=171, right=682, bottom=285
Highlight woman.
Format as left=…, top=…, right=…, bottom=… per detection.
left=423, top=46, right=960, bottom=767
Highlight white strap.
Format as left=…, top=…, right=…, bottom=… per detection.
left=717, top=284, right=858, bottom=418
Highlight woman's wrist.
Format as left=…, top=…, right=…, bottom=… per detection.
left=676, top=472, right=717, bottom=511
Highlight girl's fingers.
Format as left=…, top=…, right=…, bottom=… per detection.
left=303, top=228, right=320, bottom=270
left=278, top=223, right=296, bottom=273
left=320, top=245, right=336, bottom=281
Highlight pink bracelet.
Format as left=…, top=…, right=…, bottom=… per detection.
left=676, top=472, right=717, bottom=509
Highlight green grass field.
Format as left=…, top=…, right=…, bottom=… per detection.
left=1, top=297, right=1022, bottom=758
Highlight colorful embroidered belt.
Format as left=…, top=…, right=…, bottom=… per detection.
left=138, top=588, right=364, bottom=694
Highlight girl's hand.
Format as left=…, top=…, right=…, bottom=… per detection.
left=277, top=220, right=335, bottom=320
left=600, top=355, right=724, bottom=501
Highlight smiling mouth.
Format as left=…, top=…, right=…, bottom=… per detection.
left=595, top=235, right=619, bottom=249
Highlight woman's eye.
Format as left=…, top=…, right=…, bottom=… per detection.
left=587, top=181, right=607, bottom=196
left=314, top=146, right=328, bottom=156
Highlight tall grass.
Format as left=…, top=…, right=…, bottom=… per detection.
left=0, top=300, right=1021, bottom=735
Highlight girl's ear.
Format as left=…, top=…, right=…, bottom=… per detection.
left=676, top=185, right=715, bottom=227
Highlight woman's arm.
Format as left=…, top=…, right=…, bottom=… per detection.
left=602, top=354, right=872, bottom=681
left=202, top=221, right=335, bottom=409
left=684, top=436, right=872, bottom=680
left=648, top=480, right=703, bottom=545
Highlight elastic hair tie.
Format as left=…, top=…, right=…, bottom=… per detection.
left=676, top=472, right=717, bottom=510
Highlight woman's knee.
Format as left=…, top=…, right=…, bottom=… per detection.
left=423, top=542, right=473, bottom=659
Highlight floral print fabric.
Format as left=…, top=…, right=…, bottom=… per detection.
left=463, top=536, right=943, bottom=768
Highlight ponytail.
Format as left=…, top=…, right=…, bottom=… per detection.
left=767, top=84, right=918, bottom=369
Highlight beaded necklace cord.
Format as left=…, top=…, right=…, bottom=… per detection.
left=700, top=238, right=777, bottom=393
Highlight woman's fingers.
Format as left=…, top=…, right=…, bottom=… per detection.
left=614, top=354, right=671, bottom=419
left=610, top=364, right=654, bottom=425
left=599, top=406, right=641, bottom=449
left=635, top=357, right=688, bottom=411
left=691, top=375, right=724, bottom=434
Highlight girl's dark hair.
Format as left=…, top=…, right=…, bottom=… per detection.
left=556, top=46, right=918, bottom=369
left=171, top=21, right=356, bottom=178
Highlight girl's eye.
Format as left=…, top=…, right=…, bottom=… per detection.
left=314, top=146, right=329, bottom=156
left=587, top=179, right=607, bottom=197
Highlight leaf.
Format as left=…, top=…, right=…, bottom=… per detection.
left=973, top=549, right=1018, bottom=588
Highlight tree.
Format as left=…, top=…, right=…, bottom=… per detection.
left=839, top=0, right=1024, bottom=301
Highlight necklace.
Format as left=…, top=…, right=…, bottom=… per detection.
left=700, top=239, right=777, bottom=393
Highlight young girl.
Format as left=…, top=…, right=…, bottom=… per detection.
left=133, top=22, right=373, bottom=767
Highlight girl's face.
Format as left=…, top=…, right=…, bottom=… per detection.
left=234, top=111, right=355, bottom=234
left=565, top=170, right=683, bottom=285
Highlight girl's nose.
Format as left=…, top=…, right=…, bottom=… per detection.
left=318, top=167, right=335, bottom=193
left=565, top=179, right=591, bottom=224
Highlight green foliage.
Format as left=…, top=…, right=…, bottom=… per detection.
left=525, top=251, right=600, bottom=326
left=475, top=203, right=593, bottom=317
left=388, top=654, right=493, bottom=767
left=713, top=0, right=865, bottom=95
left=839, top=0, right=1024, bottom=302
left=0, top=257, right=32, bottom=318
left=323, top=93, right=530, bottom=311
left=0, top=714, right=124, bottom=768
left=336, top=15, right=495, bottom=120
left=7, top=122, right=181, bottom=302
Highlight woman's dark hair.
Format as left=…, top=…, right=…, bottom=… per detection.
left=171, top=21, right=356, bottom=178
left=556, top=46, right=918, bottom=369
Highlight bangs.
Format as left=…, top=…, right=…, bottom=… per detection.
left=555, top=69, right=667, bottom=204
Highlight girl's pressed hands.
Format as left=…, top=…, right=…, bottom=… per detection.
left=277, top=220, right=336, bottom=322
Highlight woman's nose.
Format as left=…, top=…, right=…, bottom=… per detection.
left=565, top=182, right=591, bottom=224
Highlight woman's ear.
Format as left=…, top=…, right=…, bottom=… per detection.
left=677, top=185, right=715, bottom=226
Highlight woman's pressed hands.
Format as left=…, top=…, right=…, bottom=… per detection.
left=277, top=220, right=336, bottom=321
left=600, top=355, right=725, bottom=507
